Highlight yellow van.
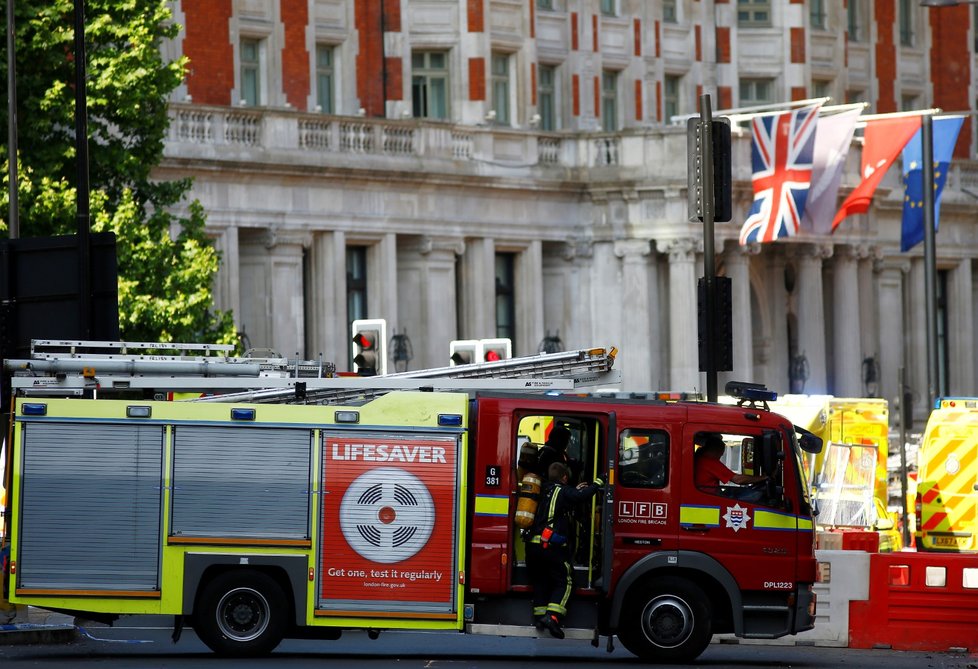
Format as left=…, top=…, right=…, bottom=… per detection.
left=769, top=395, right=901, bottom=551
left=916, top=398, right=978, bottom=552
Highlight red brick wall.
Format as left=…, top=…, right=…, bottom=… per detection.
left=634, top=79, right=643, bottom=120
left=571, top=12, right=579, bottom=50
left=467, top=0, right=484, bottom=32
left=695, top=25, right=701, bottom=61
left=593, top=75, right=600, bottom=120
left=718, top=86, right=733, bottom=110
left=529, top=0, right=535, bottom=38
left=572, top=74, right=580, bottom=116
left=716, top=27, right=730, bottom=63
left=656, top=80, right=662, bottom=122
left=281, top=0, right=309, bottom=109
left=655, top=21, right=660, bottom=57
left=355, top=0, right=384, bottom=116
left=790, top=27, right=806, bottom=63
left=930, top=6, right=972, bottom=157
left=469, top=57, right=486, bottom=101
left=874, top=1, right=897, bottom=112
left=593, top=14, right=599, bottom=51
left=385, top=57, right=402, bottom=101
left=791, top=86, right=807, bottom=101
left=634, top=18, right=641, bottom=56
left=384, top=0, right=401, bottom=31
left=182, top=0, right=234, bottom=105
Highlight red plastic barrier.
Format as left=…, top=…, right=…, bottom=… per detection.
left=849, top=552, right=978, bottom=651
left=840, top=529, right=880, bottom=553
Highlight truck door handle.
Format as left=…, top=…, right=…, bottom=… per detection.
left=681, top=524, right=711, bottom=532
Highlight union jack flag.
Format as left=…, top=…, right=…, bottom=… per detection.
left=739, top=104, right=820, bottom=245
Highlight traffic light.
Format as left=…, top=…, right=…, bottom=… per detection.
left=450, top=340, right=481, bottom=366
left=480, top=338, right=512, bottom=363
left=351, top=318, right=387, bottom=376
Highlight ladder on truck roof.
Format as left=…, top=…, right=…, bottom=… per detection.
left=3, top=339, right=620, bottom=403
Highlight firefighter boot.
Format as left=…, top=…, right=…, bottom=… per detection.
left=539, top=613, right=565, bottom=639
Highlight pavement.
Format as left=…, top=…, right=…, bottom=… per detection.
left=0, top=606, right=77, bottom=645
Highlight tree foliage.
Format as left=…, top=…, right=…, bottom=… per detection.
left=1, top=0, right=235, bottom=346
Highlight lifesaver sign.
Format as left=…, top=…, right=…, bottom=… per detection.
left=319, top=432, right=459, bottom=613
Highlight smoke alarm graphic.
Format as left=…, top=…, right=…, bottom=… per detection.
left=339, top=467, right=436, bottom=563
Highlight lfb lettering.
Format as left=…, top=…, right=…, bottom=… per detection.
left=619, top=501, right=669, bottom=519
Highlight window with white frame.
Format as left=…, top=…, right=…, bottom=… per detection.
left=600, top=0, right=616, bottom=17
left=538, top=64, right=558, bottom=131
left=316, top=44, right=335, bottom=114
left=848, top=0, right=864, bottom=42
left=601, top=70, right=618, bottom=132
left=810, top=0, right=826, bottom=30
left=901, top=93, right=920, bottom=112
left=537, top=0, right=554, bottom=10
left=664, top=75, right=681, bottom=123
left=813, top=79, right=832, bottom=100
left=663, top=0, right=678, bottom=23
left=739, top=78, right=774, bottom=106
left=412, top=51, right=449, bottom=120
left=240, top=37, right=263, bottom=106
left=737, top=0, right=771, bottom=26
left=899, top=0, right=915, bottom=47
left=491, top=52, right=511, bottom=125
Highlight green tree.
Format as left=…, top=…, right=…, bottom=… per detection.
left=0, top=0, right=235, bottom=346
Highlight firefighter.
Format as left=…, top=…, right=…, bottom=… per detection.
left=694, top=433, right=768, bottom=500
left=525, top=461, right=604, bottom=639
left=536, top=425, right=581, bottom=483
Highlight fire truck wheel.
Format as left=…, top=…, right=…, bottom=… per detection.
left=195, top=570, right=288, bottom=656
left=617, top=576, right=712, bottom=664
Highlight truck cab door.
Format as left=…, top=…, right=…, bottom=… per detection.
left=680, top=425, right=799, bottom=593
left=600, top=412, right=616, bottom=591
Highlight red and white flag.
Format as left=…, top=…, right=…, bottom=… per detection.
left=831, top=116, right=922, bottom=231
left=801, top=109, right=861, bottom=236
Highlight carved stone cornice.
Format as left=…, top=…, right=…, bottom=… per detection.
left=614, top=239, right=652, bottom=260
left=418, top=235, right=466, bottom=257
left=561, top=240, right=594, bottom=261
left=655, top=237, right=702, bottom=263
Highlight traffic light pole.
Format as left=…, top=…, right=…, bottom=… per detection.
left=699, top=94, right=718, bottom=403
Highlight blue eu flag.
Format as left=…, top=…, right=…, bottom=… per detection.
left=901, top=116, right=965, bottom=253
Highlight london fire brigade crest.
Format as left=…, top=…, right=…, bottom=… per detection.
left=723, top=504, right=751, bottom=532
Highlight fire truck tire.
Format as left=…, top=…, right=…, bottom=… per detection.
left=617, top=576, right=712, bottom=664
left=195, top=570, right=288, bottom=656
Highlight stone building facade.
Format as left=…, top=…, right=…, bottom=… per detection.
left=156, top=0, right=978, bottom=427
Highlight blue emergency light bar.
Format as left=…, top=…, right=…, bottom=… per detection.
left=725, top=381, right=777, bottom=403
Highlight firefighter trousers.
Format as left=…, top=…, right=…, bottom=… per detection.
left=525, top=541, right=573, bottom=621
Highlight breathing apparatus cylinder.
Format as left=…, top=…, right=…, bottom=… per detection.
left=514, top=472, right=542, bottom=529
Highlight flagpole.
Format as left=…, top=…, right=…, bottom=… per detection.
left=922, top=115, right=939, bottom=409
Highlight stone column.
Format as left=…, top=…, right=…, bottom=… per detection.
left=307, top=230, right=346, bottom=365
left=656, top=238, right=702, bottom=391
left=615, top=238, right=653, bottom=390
left=369, top=233, right=399, bottom=335
left=516, top=240, right=545, bottom=358
left=792, top=243, right=832, bottom=394
left=832, top=246, right=863, bottom=396
left=722, top=242, right=759, bottom=385
left=858, top=245, right=882, bottom=366
left=877, top=259, right=910, bottom=409
left=948, top=258, right=975, bottom=394
left=209, top=224, right=240, bottom=324
left=396, top=235, right=465, bottom=370
left=458, top=237, right=495, bottom=340
left=238, top=228, right=311, bottom=358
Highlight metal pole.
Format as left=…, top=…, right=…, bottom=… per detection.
left=897, top=366, right=911, bottom=547
left=74, top=0, right=91, bottom=338
left=922, top=115, right=938, bottom=409
left=699, top=94, right=717, bottom=403
left=6, top=0, right=18, bottom=239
